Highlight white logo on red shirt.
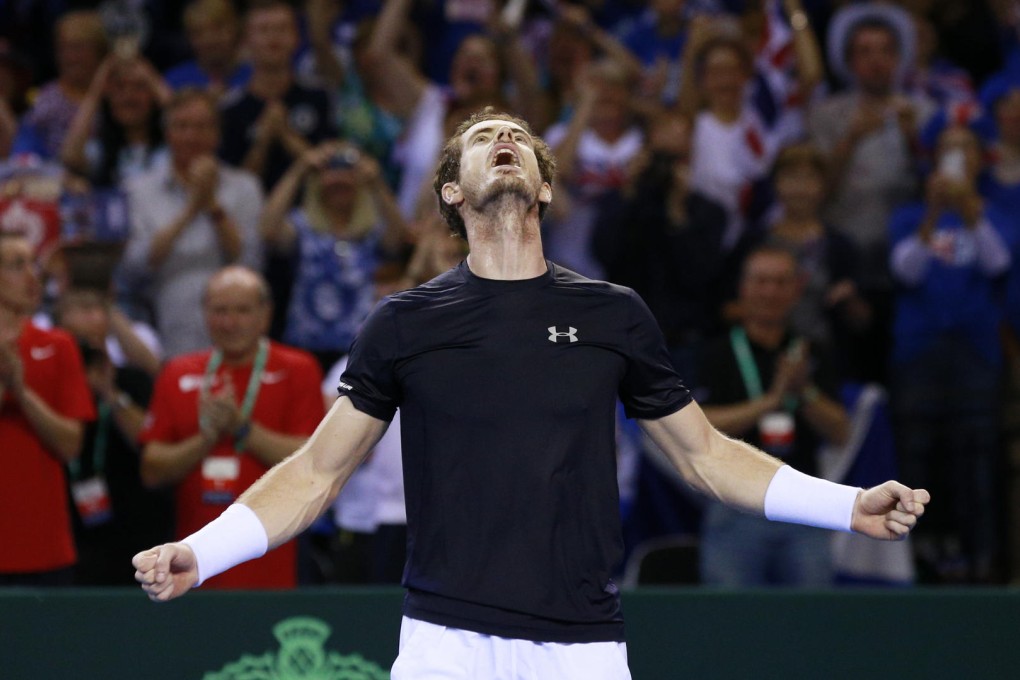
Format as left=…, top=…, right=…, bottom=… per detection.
left=29, top=345, right=56, bottom=360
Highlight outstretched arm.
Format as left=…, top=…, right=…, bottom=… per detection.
left=133, top=397, right=388, bottom=601
left=639, top=401, right=929, bottom=539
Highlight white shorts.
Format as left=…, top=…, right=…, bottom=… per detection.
left=390, top=616, right=632, bottom=680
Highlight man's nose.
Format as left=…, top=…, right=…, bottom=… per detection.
left=496, top=126, right=513, bottom=142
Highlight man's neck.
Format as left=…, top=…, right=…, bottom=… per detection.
left=249, top=66, right=292, bottom=100
left=219, top=339, right=263, bottom=367
left=743, top=319, right=786, bottom=350
left=464, top=198, right=547, bottom=280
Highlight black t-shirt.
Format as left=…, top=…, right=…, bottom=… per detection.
left=339, top=261, right=691, bottom=642
left=698, top=327, right=842, bottom=477
left=218, top=83, right=335, bottom=191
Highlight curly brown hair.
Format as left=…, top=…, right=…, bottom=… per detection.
left=433, top=107, right=557, bottom=240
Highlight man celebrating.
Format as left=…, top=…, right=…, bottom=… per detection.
left=0, top=232, right=94, bottom=585
left=135, top=110, right=929, bottom=677
left=138, top=266, right=323, bottom=589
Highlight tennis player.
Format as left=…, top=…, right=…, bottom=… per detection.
left=134, top=109, right=929, bottom=679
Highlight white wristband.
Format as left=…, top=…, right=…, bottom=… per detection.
left=181, top=503, right=268, bottom=586
left=763, top=465, right=861, bottom=533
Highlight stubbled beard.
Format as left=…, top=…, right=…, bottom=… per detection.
left=470, top=174, right=535, bottom=212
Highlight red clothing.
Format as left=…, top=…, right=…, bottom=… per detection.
left=140, top=341, right=324, bottom=589
left=0, top=322, right=95, bottom=573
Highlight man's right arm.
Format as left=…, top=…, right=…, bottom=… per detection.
left=134, top=397, right=387, bottom=601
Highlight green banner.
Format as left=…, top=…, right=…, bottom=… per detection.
left=1, top=587, right=1018, bottom=678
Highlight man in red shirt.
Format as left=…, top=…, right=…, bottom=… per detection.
left=139, top=265, right=324, bottom=588
left=0, top=231, right=95, bottom=585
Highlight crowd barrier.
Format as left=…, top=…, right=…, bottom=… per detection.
left=1, top=587, right=1016, bottom=678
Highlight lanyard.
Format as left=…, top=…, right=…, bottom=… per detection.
left=201, top=338, right=269, bottom=452
left=69, top=401, right=111, bottom=481
left=729, top=327, right=799, bottom=412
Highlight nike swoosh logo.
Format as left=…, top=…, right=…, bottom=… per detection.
left=178, top=374, right=208, bottom=392
left=30, top=345, right=56, bottom=360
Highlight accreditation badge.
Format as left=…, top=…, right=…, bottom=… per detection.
left=758, top=411, right=795, bottom=458
left=201, top=456, right=241, bottom=505
left=71, top=476, right=113, bottom=527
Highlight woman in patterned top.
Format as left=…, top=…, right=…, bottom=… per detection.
left=258, top=141, right=407, bottom=370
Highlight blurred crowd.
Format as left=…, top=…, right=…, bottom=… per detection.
left=2, top=0, right=1020, bottom=590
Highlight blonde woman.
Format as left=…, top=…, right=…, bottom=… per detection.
left=259, top=141, right=407, bottom=369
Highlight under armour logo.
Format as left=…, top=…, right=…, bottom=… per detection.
left=548, top=326, right=578, bottom=343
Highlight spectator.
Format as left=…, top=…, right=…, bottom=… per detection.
left=364, top=0, right=545, bottom=219
left=889, top=123, right=1011, bottom=583
left=60, top=55, right=171, bottom=189
left=677, top=29, right=779, bottom=251
left=139, top=266, right=325, bottom=589
left=122, top=89, right=263, bottom=358
left=809, top=2, right=935, bottom=381
left=258, top=141, right=407, bottom=370
left=0, top=231, right=95, bottom=586
left=218, top=0, right=335, bottom=192
left=592, top=110, right=728, bottom=382
left=755, top=142, right=871, bottom=375
left=698, top=244, right=849, bottom=587
left=544, top=58, right=644, bottom=279
left=164, top=0, right=251, bottom=95
left=40, top=250, right=163, bottom=377
left=303, top=0, right=406, bottom=186
left=13, top=10, right=108, bottom=159
left=906, top=10, right=975, bottom=108
left=55, top=290, right=173, bottom=586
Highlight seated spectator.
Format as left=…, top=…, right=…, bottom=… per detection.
left=544, top=58, right=644, bottom=279
left=756, top=143, right=871, bottom=376
left=698, top=244, right=849, bottom=587
left=218, top=0, right=335, bottom=192
left=139, top=266, right=324, bottom=589
left=13, top=10, right=108, bottom=159
left=889, top=123, right=1012, bottom=583
left=122, top=89, right=263, bottom=358
left=60, top=55, right=171, bottom=189
left=55, top=289, right=173, bottom=586
left=164, top=0, right=251, bottom=95
left=259, top=142, right=407, bottom=370
left=0, top=231, right=95, bottom=586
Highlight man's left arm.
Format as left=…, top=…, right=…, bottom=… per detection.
left=1, top=334, right=93, bottom=463
left=639, top=402, right=929, bottom=539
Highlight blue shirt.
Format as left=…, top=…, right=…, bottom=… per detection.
left=282, top=210, right=379, bottom=353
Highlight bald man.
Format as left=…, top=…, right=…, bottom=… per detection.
left=138, top=266, right=324, bottom=588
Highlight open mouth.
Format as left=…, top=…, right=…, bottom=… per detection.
left=491, top=148, right=520, bottom=168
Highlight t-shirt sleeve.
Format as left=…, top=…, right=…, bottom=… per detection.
left=618, top=290, right=692, bottom=419
left=337, top=300, right=401, bottom=421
